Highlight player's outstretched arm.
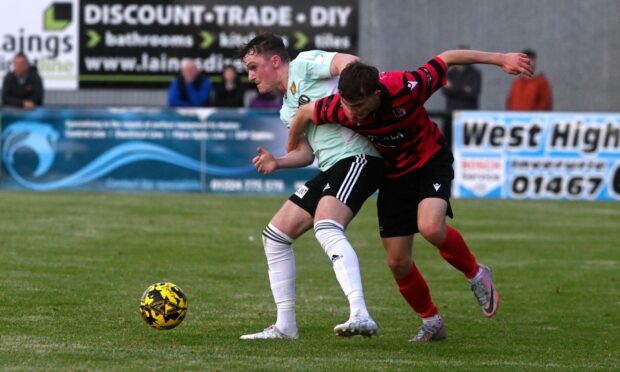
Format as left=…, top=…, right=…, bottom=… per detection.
left=286, top=103, right=315, bottom=153
left=253, top=138, right=314, bottom=175
left=438, top=49, right=533, bottom=78
left=330, top=53, right=360, bottom=76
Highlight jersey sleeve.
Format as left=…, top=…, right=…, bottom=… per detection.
left=295, top=50, right=337, bottom=80
left=407, top=56, right=448, bottom=104
left=279, top=99, right=297, bottom=127
left=313, top=93, right=345, bottom=125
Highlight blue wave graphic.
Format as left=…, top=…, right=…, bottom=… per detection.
left=3, top=122, right=255, bottom=191
left=3, top=122, right=59, bottom=177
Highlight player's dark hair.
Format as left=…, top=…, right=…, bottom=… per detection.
left=338, top=62, right=381, bottom=101
left=240, top=33, right=290, bottom=63
left=522, top=49, right=537, bottom=59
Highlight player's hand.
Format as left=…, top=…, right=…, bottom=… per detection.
left=501, top=53, right=534, bottom=78
left=23, top=100, right=36, bottom=109
left=252, top=147, right=277, bottom=175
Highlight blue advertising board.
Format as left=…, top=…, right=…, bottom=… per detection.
left=0, top=107, right=318, bottom=193
left=453, top=111, right=620, bottom=201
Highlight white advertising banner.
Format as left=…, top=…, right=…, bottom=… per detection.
left=453, top=111, right=620, bottom=201
left=0, top=0, right=79, bottom=90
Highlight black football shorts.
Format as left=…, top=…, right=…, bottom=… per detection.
left=289, top=154, right=383, bottom=217
left=377, top=144, right=455, bottom=238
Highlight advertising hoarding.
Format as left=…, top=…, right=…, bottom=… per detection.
left=1, top=107, right=317, bottom=193
left=0, top=1, right=79, bottom=90
left=453, top=111, right=620, bottom=201
left=79, top=0, right=359, bottom=87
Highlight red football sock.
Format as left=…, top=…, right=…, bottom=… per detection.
left=438, top=226, right=479, bottom=279
left=395, top=264, right=437, bottom=318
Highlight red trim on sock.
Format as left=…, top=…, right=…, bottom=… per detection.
left=438, top=226, right=479, bottom=279
left=395, top=264, right=437, bottom=318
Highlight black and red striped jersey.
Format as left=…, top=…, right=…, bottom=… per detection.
left=313, top=57, right=448, bottom=179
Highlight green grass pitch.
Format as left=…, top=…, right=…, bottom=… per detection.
left=0, top=191, right=618, bottom=370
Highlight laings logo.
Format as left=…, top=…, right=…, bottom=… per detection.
left=44, top=2, right=73, bottom=31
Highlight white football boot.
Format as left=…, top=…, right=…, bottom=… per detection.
left=333, top=317, right=378, bottom=338
left=240, top=325, right=299, bottom=340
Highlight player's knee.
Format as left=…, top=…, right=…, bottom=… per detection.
left=418, top=220, right=445, bottom=246
left=313, top=220, right=345, bottom=250
left=261, top=226, right=271, bottom=248
left=386, top=256, right=411, bottom=277
left=262, top=224, right=293, bottom=249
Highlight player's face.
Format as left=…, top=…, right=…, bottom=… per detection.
left=340, top=92, right=381, bottom=123
left=243, top=52, right=279, bottom=94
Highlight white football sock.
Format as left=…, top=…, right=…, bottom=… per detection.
left=262, top=223, right=297, bottom=335
left=314, top=220, right=370, bottom=320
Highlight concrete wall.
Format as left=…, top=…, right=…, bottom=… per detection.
left=359, top=0, right=620, bottom=112
left=47, top=0, right=620, bottom=111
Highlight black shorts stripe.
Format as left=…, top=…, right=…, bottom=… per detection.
left=288, top=155, right=383, bottom=217
left=336, top=154, right=367, bottom=204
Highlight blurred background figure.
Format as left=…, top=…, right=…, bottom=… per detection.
left=213, top=65, right=245, bottom=107
left=506, top=49, right=553, bottom=111
left=249, top=91, right=282, bottom=109
left=441, top=45, right=482, bottom=112
left=168, top=58, right=212, bottom=107
left=441, top=45, right=481, bottom=147
left=2, top=52, right=44, bottom=109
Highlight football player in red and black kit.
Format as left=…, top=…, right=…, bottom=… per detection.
left=287, top=49, right=532, bottom=342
